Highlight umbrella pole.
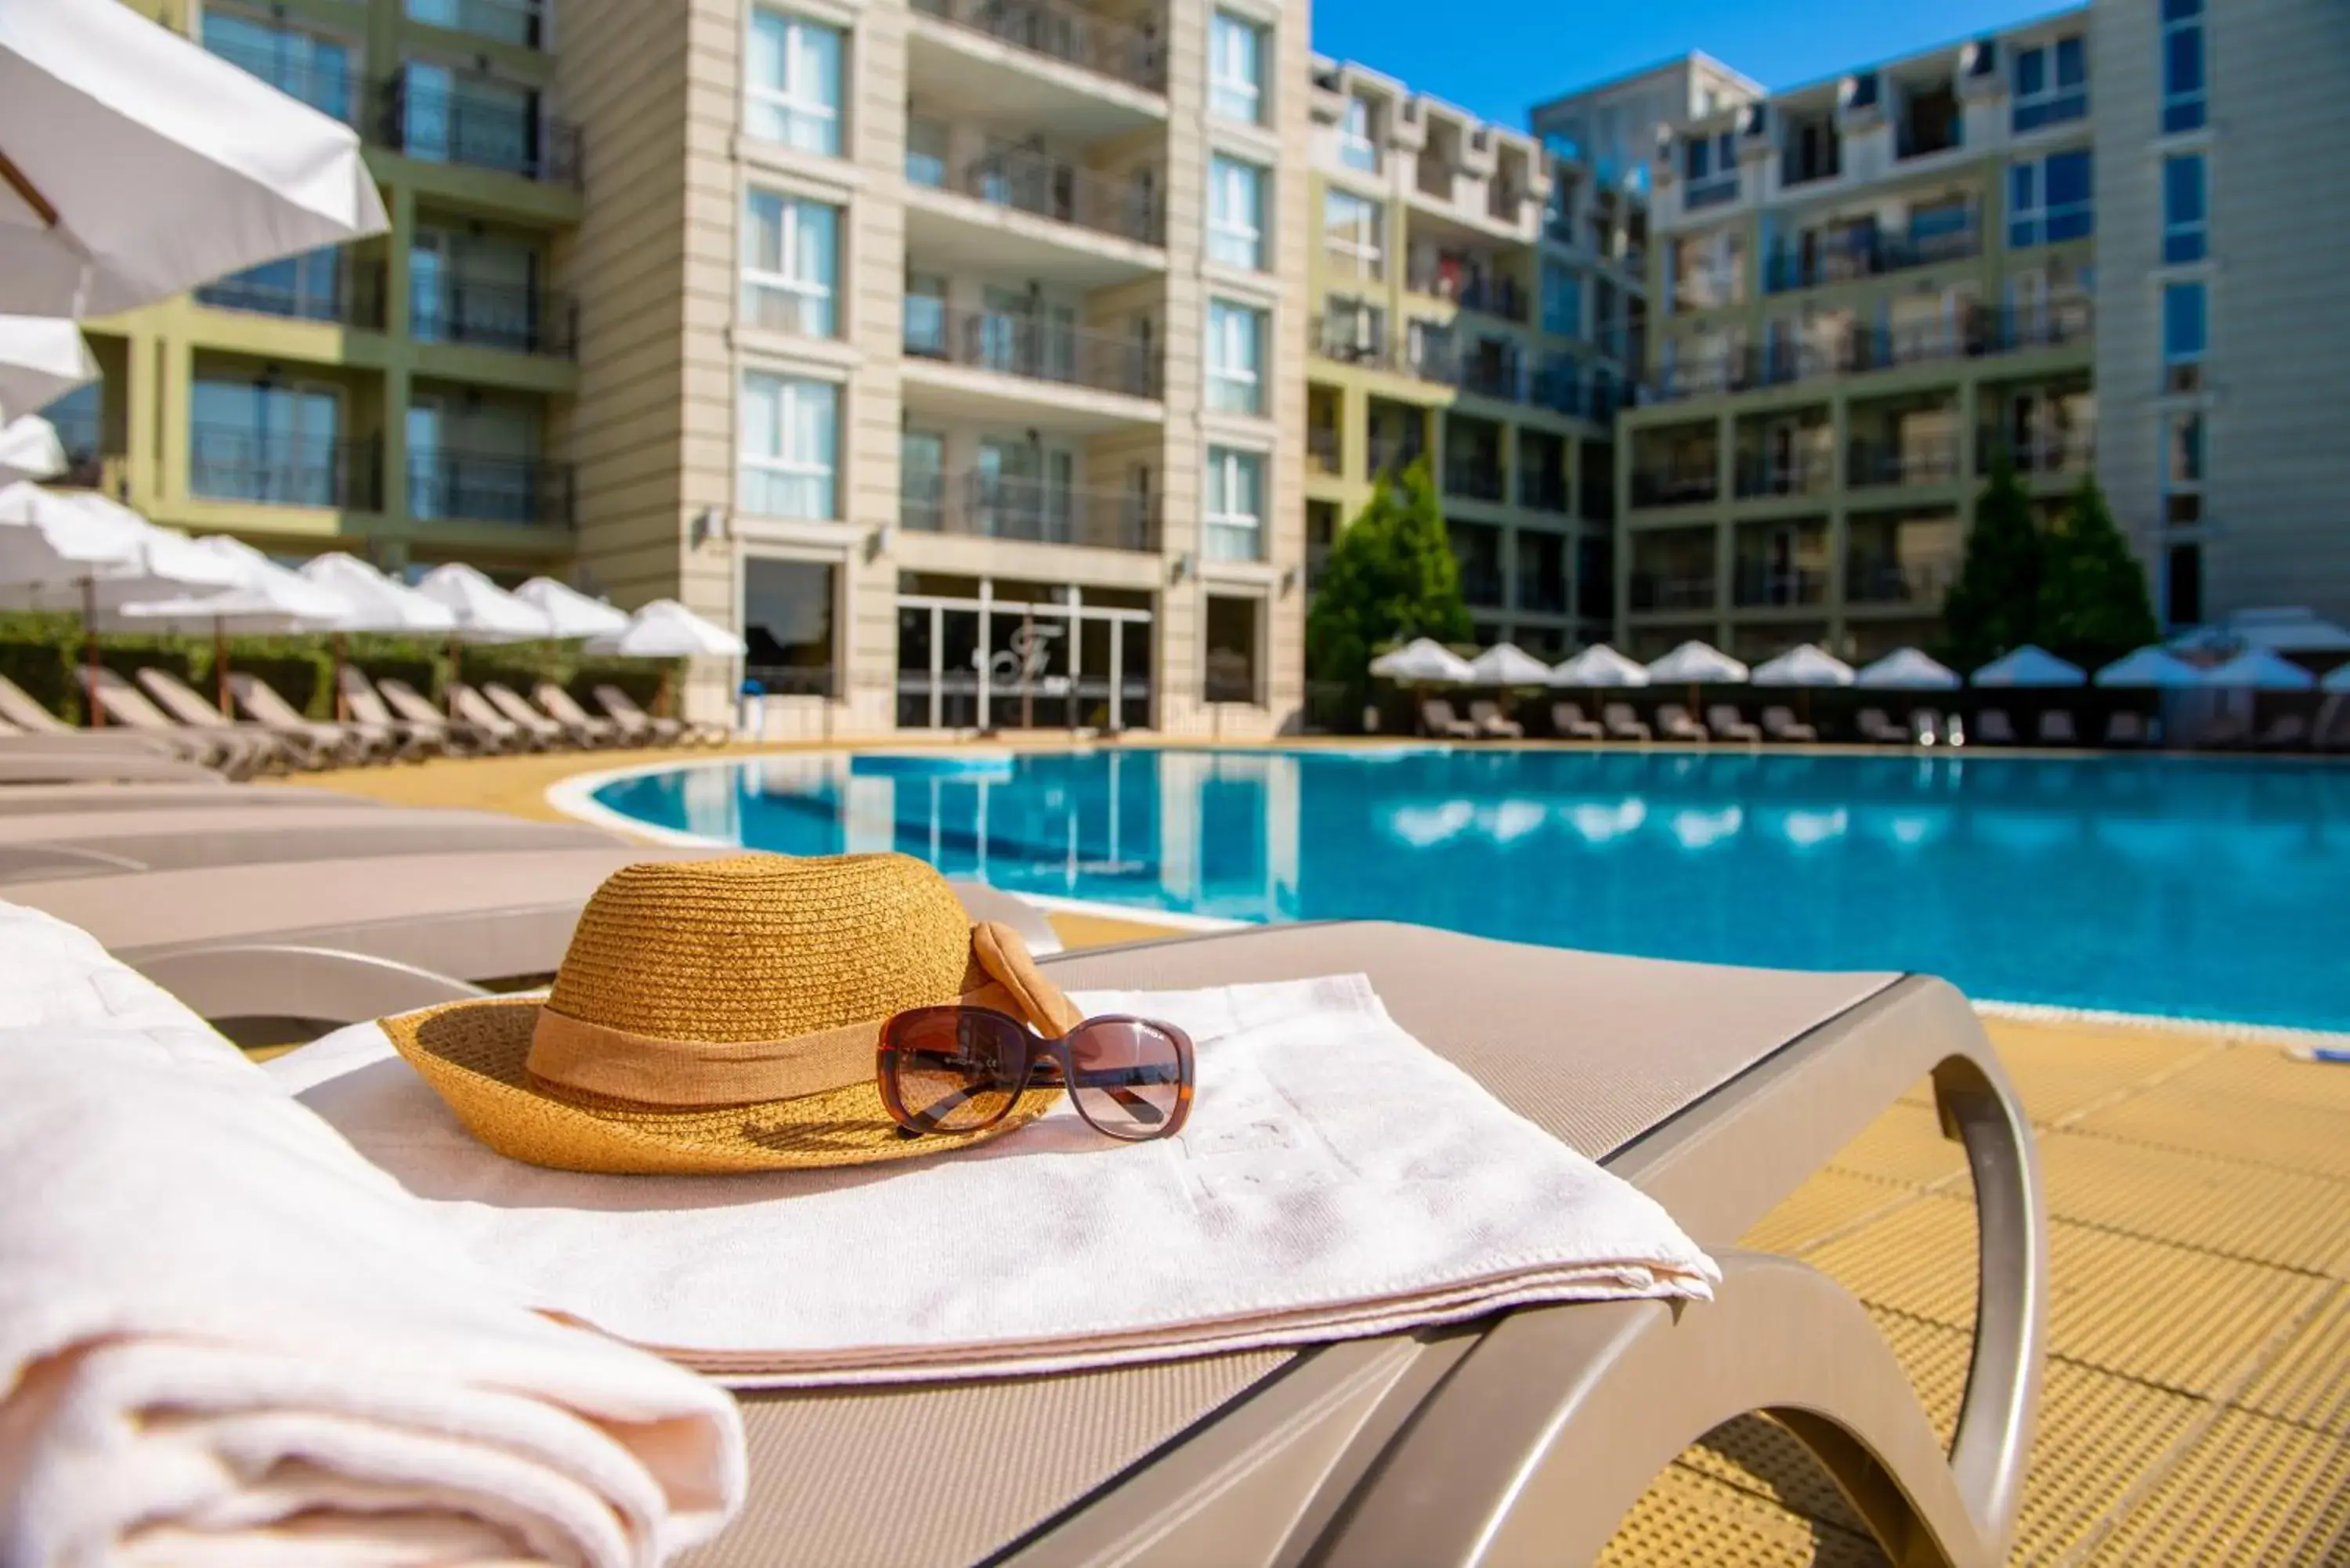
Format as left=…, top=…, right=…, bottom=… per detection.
left=446, top=634, right=460, bottom=717
left=215, top=618, right=230, bottom=717
left=81, top=578, right=102, bottom=729
left=333, top=634, right=347, bottom=722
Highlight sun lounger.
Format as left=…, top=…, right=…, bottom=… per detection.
left=130, top=667, right=333, bottom=771
left=1549, top=701, right=1604, bottom=740
left=230, top=672, right=418, bottom=764
left=2102, top=711, right=2147, bottom=747
left=0, top=740, right=227, bottom=786
left=1466, top=700, right=1524, bottom=740
left=2034, top=710, right=2078, bottom=747
left=483, top=680, right=608, bottom=749
left=596, top=684, right=727, bottom=747
left=363, top=674, right=503, bottom=757
left=1653, top=703, right=1708, bottom=743
left=1419, top=699, right=1479, bottom=740
left=1759, top=705, right=1817, bottom=743
left=2252, top=713, right=2309, bottom=751
left=0, top=673, right=229, bottom=773
left=74, top=668, right=281, bottom=776
left=533, top=681, right=632, bottom=748
left=0, top=804, right=623, bottom=887
left=1853, top=706, right=1907, bottom=745
left=667, top=921, right=2046, bottom=1568
left=450, top=682, right=556, bottom=752
left=1909, top=709, right=1944, bottom=746
left=0, top=782, right=374, bottom=815
left=1706, top=704, right=1762, bottom=743
left=1973, top=708, right=2017, bottom=745
left=1600, top=702, right=1651, bottom=742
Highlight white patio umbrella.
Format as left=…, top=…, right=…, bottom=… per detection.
left=515, top=576, right=632, bottom=641
left=1750, top=645, right=1855, bottom=687
left=1854, top=648, right=1961, bottom=690
left=2092, top=646, right=2204, bottom=688
left=0, top=316, right=96, bottom=417
left=2170, top=607, right=2350, bottom=658
left=0, top=0, right=390, bottom=318
left=0, top=414, right=63, bottom=485
left=115, top=538, right=351, bottom=712
left=2323, top=663, right=2350, bottom=694
left=1368, top=637, right=1474, bottom=685
left=1465, top=642, right=1554, bottom=688
left=414, top=562, right=555, bottom=714
left=1549, top=644, right=1650, bottom=688
left=1644, top=640, right=1749, bottom=685
left=2199, top=648, right=2316, bottom=692
left=299, top=552, right=457, bottom=719
left=590, top=598, right=749, bottom=717
left=1970, top=645, right=2087, bottom=688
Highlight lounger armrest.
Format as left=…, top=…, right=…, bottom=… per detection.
left=130, top=945, right=493, bottom=1027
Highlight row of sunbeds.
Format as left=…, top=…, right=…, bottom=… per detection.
left=0, top=663, right=728, bottom=783
left=0, top=771, right=2048, bottom=1566
left=1430, top=696, right=2343, bottom=750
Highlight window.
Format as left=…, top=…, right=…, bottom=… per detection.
left=742, top=557, right=838, bottom=695
left=2011, top=36, right=2088, bottom=131
left=2163, top=154, right=2207, bottom=264
left=1541, top=261, right=1582, bottom=337
left=2160, top=0, right=2205, bottom=135
left=1203, top=594, right=1261, bottom=701
left=747, top=9, right=843, bottom=156
left=189, top=380, right=342, bottom=506
left=2163, top=411, right=2205, bottom=525
left=1203, top=450, right=1265, bottom=561
left=408, top=0, right=542, bottom=49
left=742, top=191, right=840, bottom=337
left=739, top=372, right=838, bottom=518
left=2008, top=150, right=2092, bottom=246
left=2165, top=541, right=2203, bottom=627
left=904, top=117, right=948, bottom=188
left=1206, top=300, right=1266, bottom=414
left=1318, top=295, right=1384, bottom=362
left=202, top=13, right=352, bottom=121
left=1340, top=95, right=1379, bottom=173
left=1322, top=189, right=1383, bottom=279
left=2163, top=281, right=2207, bottom=392
left=1209, top=12, right=1264, bottom=125
left=198, top=246, right=345, bottom=323
left=1208, top=155, right=1267, bottom=270
left=1683, top=130, right=1737, bottom=208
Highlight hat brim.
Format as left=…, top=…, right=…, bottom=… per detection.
left=385, top=997, right=1055, bottom=1175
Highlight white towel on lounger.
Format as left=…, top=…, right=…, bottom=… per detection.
left=0, top=900, right=744, bottom=1568
left=272, top=974, right=1721, bottom=1386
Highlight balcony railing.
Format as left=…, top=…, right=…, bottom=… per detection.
left=904, top=303, right=1162, bottom=399
left=1459, top=565, right=1506, bottom=608
left=1311, top=313, right=1394, bottom=369
left=1519, top=471, right=1569, bottom=512
left=407, top=0, right=547, bottom=49
left=1629, top=572, right=1717, bottom=611
left=204, top=35, right=358, bottom=123
left=1444, top=456, right=1506, bottom=502
left=1979, top=431, right=2096, bottom=478
left=1684, top=172, right=1740, bottom=211
left=902, top=471, right=1159, bottom=552
left=412, top=276, right=577, bottom=356
left=40, top=399, right=109, bottom=490
left=376, top=70, right=580, bottom=184
left=1762, top=221, right=1981, bottom=294
left=1733, top=565, right=1830, bottom=608
left=1643, top=302, right=2095, bottom=404
left=1629, top=467, right=1719, bottom=508
left=195, top=260, right=388, bottom=330
left=1516, top=575, right=1567, bottom=614
left=410, top=452, right=574, bottom=526
left=1367, top=432, right=1425, bottom=475
left=1734, top=449, right=1835, bottom=500
left=910, top=0, right=1166, bottom=94
left=1846, top=558, right=1958, bottom=606
left=1406, top=264, right=1529, bottom=323
left=912, top=136, right=1164, bottom=247
left=1455, top=358, right=1523, bottom=403
left=190, top=427, right=381, bottom=510
left=1307, top=426, right=1341, bottom=475
left=1847, top=435, right=1963, bottom=489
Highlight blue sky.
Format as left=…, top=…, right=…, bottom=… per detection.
left=1313, top=1, right=2079, bottom=123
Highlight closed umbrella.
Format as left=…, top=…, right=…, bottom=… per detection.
left=591, top=599, right=747, bottom=718
left=2199, top=649, right=2316, bottom=692
left=1854, top=648, right=1961, bottom=690
left=0, top=0, right=389, bottom=317
left=2094, top=646, right=2204, bottom=688
left=0, top=414, right=63, bottom=485
left=1970, top=645, right=2087, bottom=688
left=0, top=316, right=95, bottom=417
left=300, top=552, right=457, bottom=720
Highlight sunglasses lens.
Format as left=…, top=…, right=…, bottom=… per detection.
left=887, top=1009, right=1027, bottom=1133
left=1066, top=1020, right=1187, bottom=1140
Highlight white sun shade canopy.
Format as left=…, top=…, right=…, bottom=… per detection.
left=1749, top=644, right=1856, bottom=688
left=414, top=562, right=555, bottom=642
left=298, top=552, right=459, bottom=634
left=1465, top=642, right=1555, bottom=686
left=1853, top=649, right=1962, bottom=690
left=2092, top=646, right=2204, bottom=688
left=0, top=316, right=97, bottom=417
left=1970, top=645, right=2087, bottom=688
left=1643, top=640, right=1749, bottom=685
left=592, top=600, right=749, bottom=659
left=1549, top=644, right=1650, bottom=688
left=0, top=415, right=64, bottom=486
left=0, top=0, right=391, bottom=319
left=1368, top=638, right=1474, bottom=684
left=2198, top=648, right=2317, bottom=692
left=514, top=576, right=633, bottom=641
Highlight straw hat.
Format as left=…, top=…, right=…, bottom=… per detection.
left=381, top=853, right=1085, bottom=1175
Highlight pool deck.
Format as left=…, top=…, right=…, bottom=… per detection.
left=291, top=746, right=2350, bottom=1565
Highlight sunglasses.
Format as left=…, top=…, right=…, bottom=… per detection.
left=878, top=1006, right=1195, bottom=1143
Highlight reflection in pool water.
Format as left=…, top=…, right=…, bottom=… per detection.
left=593, top=748, right=2350, bottom=1031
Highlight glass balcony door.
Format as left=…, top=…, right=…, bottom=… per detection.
left=191, top=380, right=343, bottom=506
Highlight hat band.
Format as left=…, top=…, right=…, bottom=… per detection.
left=526, top=1009, right=879, bottom=1107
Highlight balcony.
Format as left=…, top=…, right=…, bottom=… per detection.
left=1642, top=303, right=2094, bottom=406
left=903, top=302, right=1162, bottom=411
left=1444, top=456, right=1506, bottom=503
left=909, top=0, right=1165, bottom=96
left=1516, top=576, right=1567, bottom=614
left=1307, top=427, right=1341, bottom=475
left=190, top=427, right=381, bottom=510
left=1407, top=262, right=1529, bottom=323
left=902, top=471, right=1159, bottom=552
left=1519, top=470, right=1569, bottom=513
left=376, top=70, right=580, bottom=184
left=1367, top=430, right=1425, bottom=475
left=1847, top=558, right=1957, bottom=607
left=1847, top=435, right=1962, bottom=490
left=1629, top=467, right=1719, bottom=509
left=1629, top=573, right=1717, bottom=612
left=409, top=0, right=546, bottom=49
left=1734, top=565, right=1830, bottom=609
left=1453, top=356, right=1524, bottom=403
left=1734, top=450, right=1835, bottom=500
left=413, top=276, right=576, bottom=356
left=204, top=33, right=358, bottom=123
left=195, top=260, right=388, bottom=330
left=1980, top=430, right=2095, bottom=479
left=410, top=452, right=574, bottom=526
left=909, top=136, right=1163, bottom=249
left=1459, top=565, right=1506, bottom=608
left=39, top=396, right=109, bottom=490
left=1684, top=172, right=1740, bottom=211
left=1311, top=314, right=1396, bottom=370
left=1762, top=221, right=1982, bottom=294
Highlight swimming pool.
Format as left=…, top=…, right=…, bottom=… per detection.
left=589, top=747, right=2350, bottom=1032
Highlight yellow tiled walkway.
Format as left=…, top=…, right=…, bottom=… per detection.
left=297, top=750, right=2350, bottom=1565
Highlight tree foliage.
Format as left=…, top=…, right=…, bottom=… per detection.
left=1940, top=451, right=2043, bottom=671
left=1304, top=459, right=1471, bottom=720
left=2037, top=475, right=2159, bottom=668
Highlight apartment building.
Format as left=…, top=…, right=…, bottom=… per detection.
left=1528, top=52, right=1762, bottom=201
left=1613, top=10, right=2098, bottom=664
left=554, top=0, right=1310, bottom=734
left=1303, top=60, right=1640, bottom=656
left=2091, top=0, right=2350, bottom=632
left=49, top=0, right=580, bottom=578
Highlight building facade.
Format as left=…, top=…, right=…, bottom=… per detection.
left=51, top=0, right=582, bottom=582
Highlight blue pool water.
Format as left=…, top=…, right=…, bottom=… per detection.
left=593, top=748, right=2350, bottom=1031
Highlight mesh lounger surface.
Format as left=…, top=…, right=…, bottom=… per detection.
left=0, top=745, right=226, bottom=786
left=0, top=783, right=372, bottom=816
left=0, top=806, right=623, bottom=887
left=682, top=922, right=2044, bottom=1568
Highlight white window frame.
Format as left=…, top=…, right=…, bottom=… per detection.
left=1322, top=189, right=1383, bottom=280
left=738, top=371, right=840, bottom=520
left=747, top=7, right=844, bottom=157
left=1206, top=299, right=1266, bottom=415
left=2160, top=0, right=2206, bottom=135
left=1207, top=11, right=1264, bottom=126
left=2162, top=154, right=2207, bottom=265
left=1203, top=446, right=1266, bottom=561
left=1208, top=154, right=1267, bottom=271
left=741, top=189, right=840, bottom=338
left=1340, top=95, right=1379, bottom=174
left=2010, top=36, right=2088, bottom=132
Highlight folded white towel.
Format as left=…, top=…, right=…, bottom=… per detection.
left=273, top=974, right=1720, bottom=1386
left=0, top=900, right=745, bottom=1568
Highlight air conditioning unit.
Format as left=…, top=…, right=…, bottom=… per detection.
left=1739, top=103, right=1771, bottom=143
left=1962, top=38, right=1999, bottom=78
